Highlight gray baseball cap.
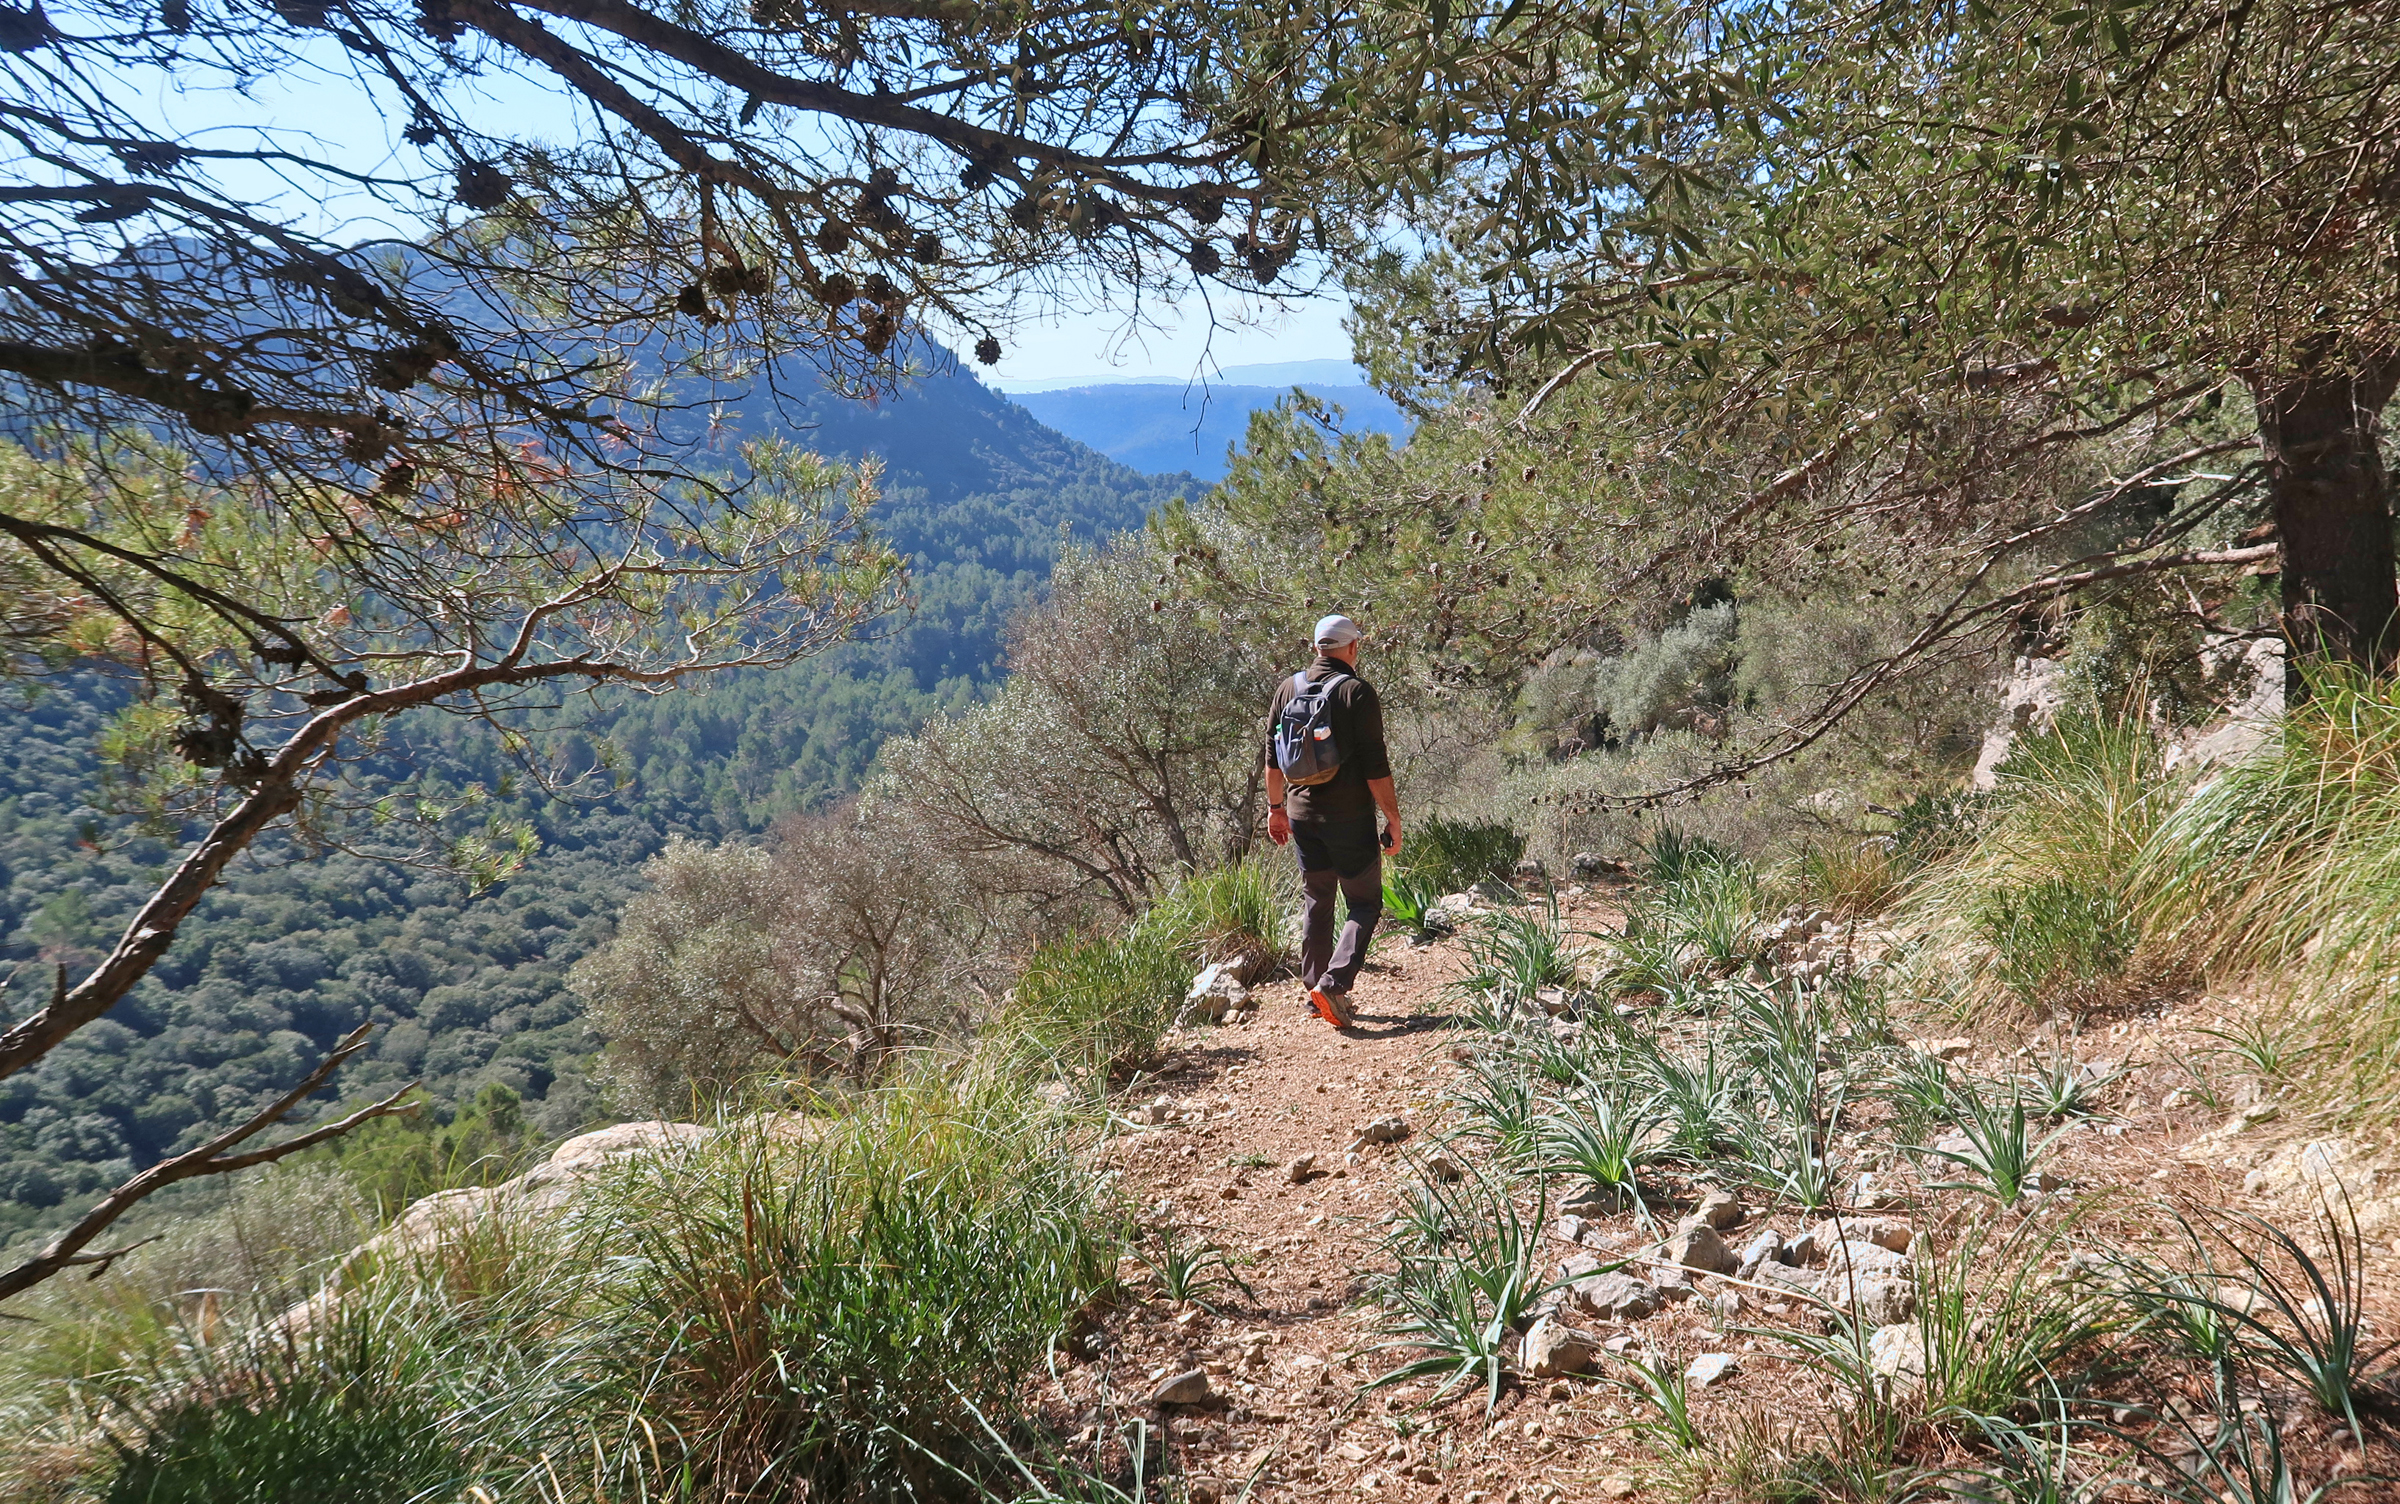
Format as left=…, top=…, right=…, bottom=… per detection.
left=1313, top=614, right=1361, bottom=649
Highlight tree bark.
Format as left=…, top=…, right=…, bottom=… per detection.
left=2248, top=355, right=2400, bottom=698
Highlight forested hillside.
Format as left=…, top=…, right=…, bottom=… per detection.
left=0, top=360, right=1190, bottom=1242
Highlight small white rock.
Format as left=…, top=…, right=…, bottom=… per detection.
left=1686, top=1352, right=1740, bottom=1388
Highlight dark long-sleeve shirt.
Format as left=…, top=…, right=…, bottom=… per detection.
left=1263, top=656, right=1392, bottom=824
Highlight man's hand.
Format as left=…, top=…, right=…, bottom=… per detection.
left=1368, top=776, right=1402, bottom=860
left=1267, top=807, right=1292, bottom=846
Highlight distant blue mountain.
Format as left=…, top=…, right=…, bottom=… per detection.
left=1006, top=380, right=1408, bottom=480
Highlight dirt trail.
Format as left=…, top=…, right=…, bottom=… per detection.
left=1077, top=896, right=1657, bottom=1504
left=1063, top=891, right=2400, bottom=1504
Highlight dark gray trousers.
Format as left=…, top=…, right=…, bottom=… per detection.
left=1293, top=818, right=1383, bottom=994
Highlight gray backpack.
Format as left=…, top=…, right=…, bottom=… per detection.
left=1272, top=670, right=1348, bottom=787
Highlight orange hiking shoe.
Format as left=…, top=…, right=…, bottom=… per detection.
left=1309, top=986, right=1355, bottom=1028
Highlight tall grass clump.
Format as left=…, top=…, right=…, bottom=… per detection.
left=983, top=924, right=1188, bottom=1085
left=2139, top=669, right=2400, bottom=977
left=1905, top=713, right=2183, bottom=1011
left=0, top=1165, right=372, bottom=1403
left=1143, top=861, right=1295, bottom=982
left=1791, top=837, right=1904, bottom=919
left=526, top=1090, right=1119, bottom=1502
left=86, top=1283, right=486, bottom=1504
left=2134, top=669, right=2400, bottom=1110
left=25, top=1087, right=1121, bottom=1504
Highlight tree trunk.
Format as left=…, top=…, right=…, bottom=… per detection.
left=2248, top=355, right=2400, bottom=698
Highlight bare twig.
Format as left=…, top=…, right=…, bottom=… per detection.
left=0, top=1022, right=419, bottom=1303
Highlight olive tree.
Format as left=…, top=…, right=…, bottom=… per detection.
left=874, top=535, right=1280, bottom=917
left=574, top=809, right=1005, bottom=1112
left=1317, top=0, right=2400, bottom=704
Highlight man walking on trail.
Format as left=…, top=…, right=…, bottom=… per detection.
left=1265, top=614, right=1403, bottom=1028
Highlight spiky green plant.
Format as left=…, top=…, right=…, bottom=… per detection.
left=2124, top=1194, right=2399, bottom=1437
left=1444, top=1054, right=1546, bottom=1165
left=1911, top=1078, right=2073, bottom=1209
left=1365, top=1170, right=1554, bottom=1417
left=1624, top=1031, right=1746, bottom=1162
left=1382, top=869, right=1444, bottom=942
left=1136, top=1224, right=1255, bottom=1313
left=1537, top=1083, right=1667, bottom=1224
left=2018, top=1052, right=2124, bottom=1121
left=1609, top=1353, right=1702, bottom=1451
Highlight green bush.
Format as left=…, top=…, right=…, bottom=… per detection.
left=1403, top=816, right=1526, bottom=893
left=1973, top=877, right=2135, bottom=1005
left=1143, top=862, right=1294, bottom=982
left=541, top=1092, right=1118, bottom=1502
left=985, top=925, right=1188, bottom=1084
left=1888, top=788, right=1992, bottom=869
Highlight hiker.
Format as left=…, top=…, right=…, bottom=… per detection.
left=1264, top=614, right=1403, bottom=1027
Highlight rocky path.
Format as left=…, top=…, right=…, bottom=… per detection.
left=1075, top=903, right=1661, bottom=1504
left=1054, top=895, right=2400, bottom=1504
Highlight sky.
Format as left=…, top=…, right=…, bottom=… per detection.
left=983, top=290, right=1355, bottom=385
left=104, top=34, right=1358, bottom=387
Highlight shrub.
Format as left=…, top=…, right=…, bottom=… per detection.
left=324, top=1083, right=541, bottom=1218
left=1887, top=789, right=1991, bottom=869
left=578, top=816, right=996, bottom=1114
left=984, top=925, right=1188, bottom=1085
left=537, top=1092, right=1119, bottom=1502
left=1402, top=816, right=1527, bottom=894
left=1972, top=877, right=2135, bottom=1006
left=1588, top=600, right=1739, bottom=740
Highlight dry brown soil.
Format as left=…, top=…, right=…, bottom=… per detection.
left=1044, top=889, right=2399, bottom=1504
